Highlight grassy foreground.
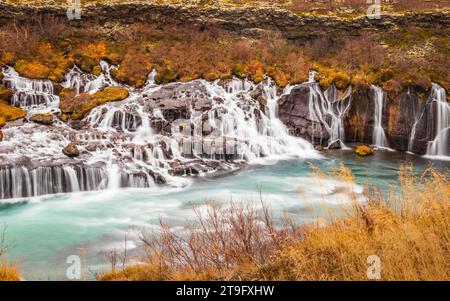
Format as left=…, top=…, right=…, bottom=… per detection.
left=100, top=163, right=449, bottom=281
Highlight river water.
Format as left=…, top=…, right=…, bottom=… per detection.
left=0, top=150, right=448, bottom=280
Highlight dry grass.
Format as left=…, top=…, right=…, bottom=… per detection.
left=100, top=163, right=450, bottom=281
left=0, top=262, right=20, bottom=281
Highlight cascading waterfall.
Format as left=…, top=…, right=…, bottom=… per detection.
left=63, top=60, right=119, bottom=95
left=2, top=66, right=59, bottom=110
left=408, top=83, right=450, bottom=159
left=0, top=63, right=320, bottom=200
left=307, top=81, right=352, bottom=149
left=198, top=78, right=318, bottom=162
left=371, top=85, right=389, bottom=148
left=425, top=84, right=450, bottom=158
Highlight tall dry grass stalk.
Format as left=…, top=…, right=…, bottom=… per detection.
left=100, top=163, right=450, bottom=281
left=0, top=261, right=20, bottom=281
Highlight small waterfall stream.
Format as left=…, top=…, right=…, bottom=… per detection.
left=307, top=82, right=352, bottom=149
left=409, top=83, right=450, bottom=160
left=371, top=85, right=389, bottom=148
left=425, top=84, right=450, bottom=158
left=2, top=66, right=59, bottom=112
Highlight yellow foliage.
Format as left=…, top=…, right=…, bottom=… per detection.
left=355, top=145, right=374, bottom=157
left=14, top=60, right=50, bottom=79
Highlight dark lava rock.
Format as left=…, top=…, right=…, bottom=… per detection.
left=145, top=81, right=212, bottom=123
left=278, top=84, right=329, bottom=145
left=0, top=130, right=3, bottom=142
left=328, top=140, right=342, bottom=150
left=62, top=142, right=80, bottom=158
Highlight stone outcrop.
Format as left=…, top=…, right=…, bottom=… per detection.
left=278, top=84, right=329, bottom=145
left=62, top=142, right=80, bottom=158
left=145, top=81, right=212, bottom=134
left=386, top=88, right=427, bottom=151
left=279, top=83, right=445, bottom=154
left=30, top=113, right=54, bottom=125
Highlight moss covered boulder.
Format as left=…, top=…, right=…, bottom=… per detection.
left=355, top=145, right=374, bottom=157
left=60, top=87, right=129, bottom=120
left=0, top=101, right=27, bottom=127
left=30, top=113, right=54, bottom=125
left=0, top=86, right=12, bottom=101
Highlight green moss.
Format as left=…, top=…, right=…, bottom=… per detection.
left=232, top=64, right=246, bottom=78
left=154, top=68, right=178, bottom=84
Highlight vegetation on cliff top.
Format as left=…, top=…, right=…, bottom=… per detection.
left=0, top=15, right=449, bottom=97
left=4, top=0, right=450, bottom=16
left=100, top=163, right=450, bottom=281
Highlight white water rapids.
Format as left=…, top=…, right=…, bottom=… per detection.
left=0, top=62, right=320, bottom=199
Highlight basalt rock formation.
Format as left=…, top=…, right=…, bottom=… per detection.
left=0, top=2, right=449, bottom=41
left=278, top=81, right=448, bottom=154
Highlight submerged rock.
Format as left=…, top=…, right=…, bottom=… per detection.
left=30, top=113, right=53, bottom=125
left=62, top=142, right=80, bottom=157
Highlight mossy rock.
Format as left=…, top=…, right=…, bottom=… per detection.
left=154, top=68, right=178, bottom=85
left=60, top=87, right=129, bottom=120
left=0, top=100, right=27, bottom=127
left=232, top=64, right=247, bottom=78
left=30, top=113, right=54, bottom=125
left=355, top=145, right=374, bottom=157
left=0, top=86, right=12, bottom=101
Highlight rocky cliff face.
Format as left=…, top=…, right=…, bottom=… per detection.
left=1, top=3, right=449, bottom=40
left=278, top=83, right=444, bottom=154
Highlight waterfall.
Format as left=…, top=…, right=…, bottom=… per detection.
left=2, top=66, right=59, bottom=110
left=408, top=83, right=450, bottom=159
left=62, top=60, right=119, bottom=95
left=425, top=84, right=450, bottom=159
left=0, top=63, right=320, bottom=200
left=371, top=85, right=389, bottom=148
left=307, top=82, right=352, bottom=149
